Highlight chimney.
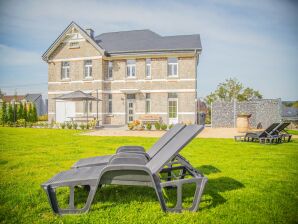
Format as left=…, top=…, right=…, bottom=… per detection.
left=85, top=28, right=94, bottom=39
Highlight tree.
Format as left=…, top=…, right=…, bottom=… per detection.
left=1, top=101, right=7, bottom=125
left=8, top=103, right=14, bottom=122
left=0, top=89, right=4, bottom=98
left=18, top=103, right=24, bottom=119
left=32, top=104, right=38, bottom=122
left=23, top=103, right=28, bottom=121
left=204, top=78, right=262, bottom=106
left=28, top=103, right=32, bottom=122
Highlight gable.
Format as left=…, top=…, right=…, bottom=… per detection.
left=42, top=22, right=105, bottom=61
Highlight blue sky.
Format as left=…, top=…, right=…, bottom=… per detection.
left=0, top=0, right=297, bottom=100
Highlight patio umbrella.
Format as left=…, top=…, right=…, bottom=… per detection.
left=54, top=90, right=102, bottom=125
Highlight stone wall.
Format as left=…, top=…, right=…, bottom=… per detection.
left=211, top=99, right=282, bottom=128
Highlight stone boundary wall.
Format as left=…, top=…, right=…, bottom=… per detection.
left=211, top=99, right=282, bottom=128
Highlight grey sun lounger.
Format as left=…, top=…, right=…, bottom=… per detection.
left=272, top=122, right=291, bottom=142
left=234, top=123, right=280, bottom=142
left=72, top=123, right=186, bottom=168
left=42, top=125, right=207, bottom=215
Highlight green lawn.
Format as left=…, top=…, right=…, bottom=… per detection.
left=0, top=128, right=297, bottom=224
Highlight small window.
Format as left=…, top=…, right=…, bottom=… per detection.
left=108, top=94, right=112, bottom=114
left=145, top=59, right=151, bottom=78
left=61, top=61, right=70, bottom=80
left=127, top=60, right=136, bottom=78
left=108, top=61, right=113, bottom=79
left=168, top=92, right=178, bottom=98
left=69, top=42, right=79, bottom=49
left=145, top=93, right=151, bottom=113
left=84, top=60, right=92, bottom=78
left=167, top=57, right=178, bottom=77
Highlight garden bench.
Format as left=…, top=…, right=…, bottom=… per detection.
left=139, top=114, right=162, bottom=124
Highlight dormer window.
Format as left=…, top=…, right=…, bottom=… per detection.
left=61, top=61, right=70, bottom=80
left=84, top=60, right=92, bottom=78
left=69, top=42, right=79, bottom=49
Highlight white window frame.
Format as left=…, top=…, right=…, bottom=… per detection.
left=108, top=94, right=112, bottom=114
left=145, top=93, right=151, bottom=113
left=168, top=93, right=178, bottom=124
left=167, top=58, right=178, bottom=77
left=69, top=41, right=79, bottom=49
left=145, top=59, right=151, bottom=79
left=61, top=61, right=70, bottom=80
left=84, top=60, right=92, bottom=78
left=126, top=60, right=136, bottom=78
left=108, top=61, right=113, bottom=80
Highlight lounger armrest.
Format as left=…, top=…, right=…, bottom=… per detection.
left=109, top=152, right=149, bottom=164
left=116, top=146, right=145, bottom=153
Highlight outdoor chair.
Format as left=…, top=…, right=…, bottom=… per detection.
left=272, top=122, right=291, bottom=142
left=234, top=123, right=280, bottom=143
left=41, top=125, right=207, bottom=215
left=72, top=123, right=186, bottom=168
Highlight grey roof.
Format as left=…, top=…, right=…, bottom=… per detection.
left=25, top=94, right=42, bottom=102
left=54, top=91, right=100, bottom=101
left=95, top=29, right=202, bottom=54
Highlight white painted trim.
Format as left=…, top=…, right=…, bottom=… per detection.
left=49, top=112, right=193, bottom=115
left=48, top=78, right=195, bottom=85
left=178, top=112, right=196, bottom=115
left=48, top=89, right=196, bottom=95
left=49, top=56, right=102, bottom=63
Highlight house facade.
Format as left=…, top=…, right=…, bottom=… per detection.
left=43, top=22, right=202, bottom=125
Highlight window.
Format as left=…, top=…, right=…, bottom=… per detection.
left=167, top=57, right=178, bottom=77
left=108, top=94, right=112, bottom=114
left=69, top=42, right=79, bottom=49
left=108, top=61, right=113, bottom=79
left=61, top=61, right=70, bottom=79
left=127, top=94, right=136, bottom=100
left=145, top=59, right=151, bottom=78
left=84, top=101, right=92, bottom=114
left=168, top=92, right=178, bottom=99
left=145, top=93, right=151, bottom=113
left=126, top=60, right=136, bottom=78
left=84, top=60, right=92, bottom=78
left=168, top=100, right=177, bottom=118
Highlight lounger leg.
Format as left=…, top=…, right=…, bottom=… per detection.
left=43, top=183, right=97, bottom=215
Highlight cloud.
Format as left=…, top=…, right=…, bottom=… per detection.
left=0, top=44, right=41, bottom=66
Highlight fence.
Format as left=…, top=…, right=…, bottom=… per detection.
left=211, top=99, right=282, bottom=128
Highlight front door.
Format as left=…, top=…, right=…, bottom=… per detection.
left=168, top=99, right=178, bottom=124
left=127, top=100, right=135, bottom=123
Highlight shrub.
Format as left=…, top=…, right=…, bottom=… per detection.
left=38, top=115, right=48, bottom=121
left=128, top=123, right=134, bottom=130
left=88, top=120, right=96, bottom=129
left=146, top=123, right=152, bottom=130
left=16, top=119, right=26, bottom=127
left=60, top=123, right=66, bottom=129
left=73, top=123, right=78, bottom=129
left=27, top=122, right=33, bottom=128
left=66, top=122, right=72, bottom=129
left=161, top=123, right=167, bottom=131
left=80, top=124, right=85, bottom=130
left=168, top=124, right=174, bottom=129
left=154, top=122, right=161, bottom=130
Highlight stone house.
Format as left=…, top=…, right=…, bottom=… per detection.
left=43, top=22, right=202, bottom=125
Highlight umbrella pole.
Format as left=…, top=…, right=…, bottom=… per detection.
left=86, top=100, right=88, bottom=127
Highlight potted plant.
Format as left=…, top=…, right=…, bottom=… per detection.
left=236, top=113, right=251, bottom=133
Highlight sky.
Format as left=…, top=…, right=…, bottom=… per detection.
left=0, top=0, right=297, bottom=100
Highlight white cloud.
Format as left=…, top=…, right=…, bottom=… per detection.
left=0, top=44, right=41, bottom=66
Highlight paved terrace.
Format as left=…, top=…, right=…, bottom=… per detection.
left=83, top=127, right=297, bottom=139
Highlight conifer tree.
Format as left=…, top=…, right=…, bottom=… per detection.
left=8, top=103, right=13, bottom=122
left=23, top=103, right=28, bottom=121
left=28, top=103, right=32, bottom=122
left=32, top=104, right=37, bottom=122
left=18, top=103, right=24, bottom=119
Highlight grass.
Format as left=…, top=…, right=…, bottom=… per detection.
left=0, top=127, right=297, bottom=224
left=286, top=129, right=298, bottom=135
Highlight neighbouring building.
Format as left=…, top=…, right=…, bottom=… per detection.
left=0, top=94, right=45, bottom=116
left=43, top=22, right=202, bottom=125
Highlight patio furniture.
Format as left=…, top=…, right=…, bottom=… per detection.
left=72, top=124, right=186, bottom=168
left=41, top=125, right=207, bottom=215
left=272, top=122, right=292, bottom=142
left=234, top=123, right=280, bottom=142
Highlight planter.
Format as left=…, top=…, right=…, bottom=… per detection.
left=236, top=114, right=251, bottom=133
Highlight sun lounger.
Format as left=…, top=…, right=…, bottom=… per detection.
left=234, top=123, right=280, bottom=142
left=272, top=122, right=291, bottom=142
left=72, top=123, right=186, bottom=168
left=41, top=125, right=207, bottom=215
